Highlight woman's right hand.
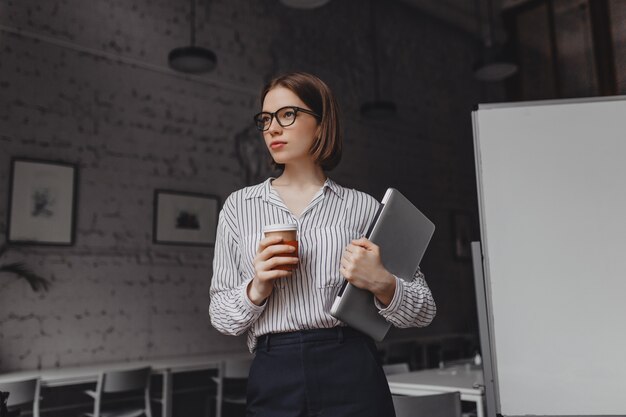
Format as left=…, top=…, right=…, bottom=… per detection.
left=247, top=235, right=298, bottom=305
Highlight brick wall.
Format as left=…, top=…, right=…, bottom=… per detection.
left=0, top=0, right=489, bottom=371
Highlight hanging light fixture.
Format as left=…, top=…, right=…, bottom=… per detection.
left=279, top=0, right=331, bottom=9
left=360, top=0, right=397, bottom=120
left=473, top=0, right=518, bottom=82
left=168, top=0, right=217, bottom=74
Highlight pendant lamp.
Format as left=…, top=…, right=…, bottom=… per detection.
left=168, top=0, right=217, bottom=74
left=473, top=0, right=517, bottom=82
left=360, top=0, right=397, bottom=120
left=279, top=0, right=331, bottom=9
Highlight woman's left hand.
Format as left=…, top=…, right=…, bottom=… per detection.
left=340, top=237, right=397, bottom=306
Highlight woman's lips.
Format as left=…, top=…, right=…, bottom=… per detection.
left=270, top=141, right=286, bottom=149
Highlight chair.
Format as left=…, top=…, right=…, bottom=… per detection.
left=392, top=392, right=462, bottom=417
left=0, top=378, right=40, bottom=417
left=84, top=367, right=152, bottom=417
left=212, top=358, right=253, bottom=415
left=383, top=362, right=411, bottom=376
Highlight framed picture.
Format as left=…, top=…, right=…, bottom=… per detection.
left=452, top=211, right=474, bottom=261
left=153, top=190, right=220, bottom=246
left=7, top=158, right=78, bottom=245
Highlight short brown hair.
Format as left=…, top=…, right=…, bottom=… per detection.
left=260, top=72, right=342, bottom=171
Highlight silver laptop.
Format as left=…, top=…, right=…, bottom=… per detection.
left=330, top=188, right=435, bottom=341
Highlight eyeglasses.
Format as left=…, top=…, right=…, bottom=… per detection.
left=253, top=106, right=320, bottom=131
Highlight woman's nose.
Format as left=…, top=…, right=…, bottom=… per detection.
left=267, top=116, right=282, bottom=134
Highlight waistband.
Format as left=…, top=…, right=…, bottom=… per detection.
left=257, top=327, right=367, bottom=350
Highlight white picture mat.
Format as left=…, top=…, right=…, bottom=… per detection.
left=155, top=192, right=218, bottom=244
left=9, top=161, right=75, bottom=243
left=475, top=98, right=626, bottom=415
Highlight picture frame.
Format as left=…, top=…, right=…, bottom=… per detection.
left=153, top=190, right=220, bottom=247
left=7, top=158, right=78, bottom=245
left=452, top=211, right=474, bottom=261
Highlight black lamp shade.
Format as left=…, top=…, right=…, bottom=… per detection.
left=474, top=60, right=518, bottom=82
left=473, top=46, right=518, bottom=82
left=168, top=46, right=217, bottom=74
left=279, top=0, right=331, bottom=9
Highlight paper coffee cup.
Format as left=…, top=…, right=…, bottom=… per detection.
left=263, top=223, right=298, bottom=271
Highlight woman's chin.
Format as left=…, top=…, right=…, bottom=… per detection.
left=269, top=152, right=290, bottom=164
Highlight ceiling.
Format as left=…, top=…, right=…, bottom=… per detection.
left=398, top=0, right=530, bottom=41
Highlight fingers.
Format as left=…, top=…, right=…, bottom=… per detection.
left=258, top=235, right=284, bottom=252
left=257, top=240, right=297, bottom=262
left=264, top=256, right=299, bottom=271
left=342, top=245, right=356, bottom=266
left=344, top=243, right=360, bottom=255
left=339, top=259, right=351, bottom=275
left=266, top=244, right=297, bottom=259
left=255, top=252, right=298, bottom=275
left=345, top=239, right=379, bottom=258
left=344, top=243, right=364, bottom=257
left=254, top=236, right=299, bottom=279
left=342, top=238, right=382, bottom=281
left=254, top=257, right=297, bottom=292
left=340, top=248, right=356, bottom=279
left=351, top=237, right=377, bottom=250
left=257, top=267, right=293, bottom=280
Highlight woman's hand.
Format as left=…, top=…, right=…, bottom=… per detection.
left=247, top=235, right=298, bottom=305
left=340, top=237, right=397, bottom=307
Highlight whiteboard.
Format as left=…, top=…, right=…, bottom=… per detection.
left=472, top=96, right=626, bottom=416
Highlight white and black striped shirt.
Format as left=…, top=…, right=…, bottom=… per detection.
left=209, top=177, right=436, bottom=352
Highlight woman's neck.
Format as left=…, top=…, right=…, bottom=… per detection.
left=273, top=162, right=327, bottom=188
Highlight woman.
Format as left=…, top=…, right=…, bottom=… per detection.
left=209, top=72, right=436, bottom=417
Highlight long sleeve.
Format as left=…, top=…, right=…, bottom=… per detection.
left=209, top=197, right=265, bottom=336
left=374, top=267, right=436, bottom=328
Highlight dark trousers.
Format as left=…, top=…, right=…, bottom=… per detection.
left=246, top=327, right=396, bottom=417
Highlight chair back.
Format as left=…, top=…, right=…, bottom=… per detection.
left=0, top=378, right=39, bottom=407
left=382, top=362, right=410, bottom=376
left=392, top=392, right=462, bottom=417
left=101, top=367, right=151, bottom=393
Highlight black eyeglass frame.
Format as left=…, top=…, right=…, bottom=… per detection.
left=253, top=106, right=321, bottom=131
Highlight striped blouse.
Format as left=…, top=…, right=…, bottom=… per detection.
left=209, top=177, right=436, bottom=352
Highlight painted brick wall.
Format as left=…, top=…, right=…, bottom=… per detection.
left=0, top=0, right=489, bottom=371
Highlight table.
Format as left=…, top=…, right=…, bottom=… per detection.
left=386, top=365, right=485, bottom=417
left=0, top=351, right=252, bottom=417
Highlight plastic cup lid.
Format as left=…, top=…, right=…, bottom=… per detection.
left=263, top=223, right=298, bottom=233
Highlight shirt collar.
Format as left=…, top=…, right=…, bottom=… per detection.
left=243, top=179, right=268, bottom=200
left=323, top=178, right=344, bottom=199
left=243, top=177, right=344, bottom=201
